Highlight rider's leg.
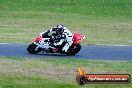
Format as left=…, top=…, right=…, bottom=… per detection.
left=54, top=39, right=65, bottom=46
left=62, top=38, right=73, bottom=52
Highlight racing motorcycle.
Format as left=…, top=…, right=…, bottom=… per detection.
left=27, top=31, right=85, bottom=55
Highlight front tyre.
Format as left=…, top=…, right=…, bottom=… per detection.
left=27, top=43, right=42, bottom=54
left=66, top=44, right=81, bottom=55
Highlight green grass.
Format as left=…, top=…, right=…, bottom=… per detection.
left=0, top=0, right=132, bottom=45
left=0, top=57, right=132, bottom=88
left=0, top=0, right=132, bottom=16
left=0, top=74, right=77, bottom=88
left=0, top=1, right=132, bottom=87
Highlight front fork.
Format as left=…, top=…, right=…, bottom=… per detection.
left=33, top=42, right=40, bottom=51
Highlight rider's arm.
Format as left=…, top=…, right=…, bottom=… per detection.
left=42, top=28, right=54, bottom=38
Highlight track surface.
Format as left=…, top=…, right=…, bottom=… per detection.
left=0, top=43, right=132, bottom=60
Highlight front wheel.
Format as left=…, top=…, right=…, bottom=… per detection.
left=66, top=44, right=81, bottom=55
left=27, top=43, right=42, bottom=54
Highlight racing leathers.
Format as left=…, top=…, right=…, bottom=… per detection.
left=54, top=27, right=73, bottom=53
left=41, top=27, right=73, bottom=53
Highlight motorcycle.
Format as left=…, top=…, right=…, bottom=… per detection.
left=27, top=31, right=85, bottom=55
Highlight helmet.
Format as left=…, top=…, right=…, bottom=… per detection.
left=56, top=24, right=64, bottom=29
left=56, top=24, right=64, bottom=34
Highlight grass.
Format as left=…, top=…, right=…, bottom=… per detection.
left=0, top=0, right=132, bottom=16
left=0, top=0, right=132, bottom=87
left=0, top=57, right=132, bottom=88
left=0, top=0, right=132, bottom=45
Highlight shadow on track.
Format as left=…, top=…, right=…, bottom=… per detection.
left=25, top=52, right=80, bottom=59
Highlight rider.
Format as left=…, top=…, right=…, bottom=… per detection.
left=42, top=24, right=73, bottom=53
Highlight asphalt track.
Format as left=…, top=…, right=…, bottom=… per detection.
left=0, top=43, right=132, bottom=60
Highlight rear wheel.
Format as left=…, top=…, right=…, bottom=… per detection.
left=27, top=43, right=42, bottom=54
left=66, top=44, right=81, bottom=55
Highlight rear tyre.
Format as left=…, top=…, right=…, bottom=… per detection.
left=27, top=43, right=42, bottom=54
left=66, top=44, right=81, bottom=55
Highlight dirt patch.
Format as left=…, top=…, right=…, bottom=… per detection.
left=0, top=59, right=76, bottom=82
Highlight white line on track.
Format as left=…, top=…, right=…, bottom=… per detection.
left=0, top=43, right=8, bottom=45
